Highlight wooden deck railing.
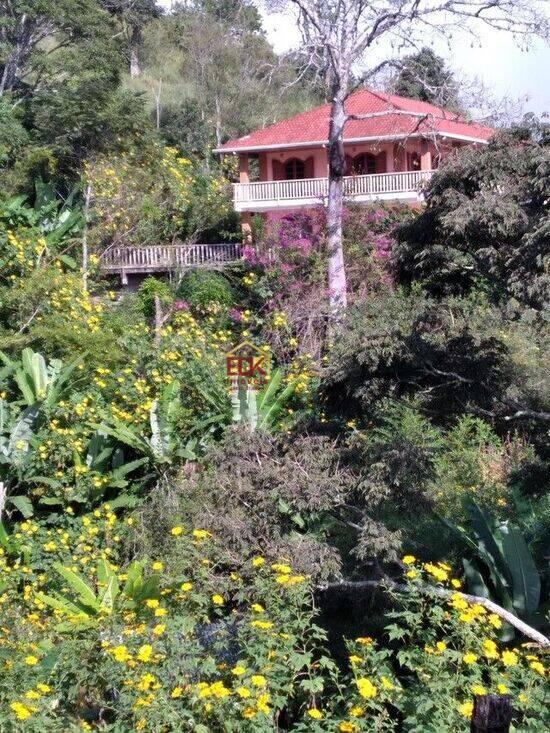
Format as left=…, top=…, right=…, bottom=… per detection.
left=100, top=243, right=242, bottom=279
left=233, top=169, right=433, bottom=211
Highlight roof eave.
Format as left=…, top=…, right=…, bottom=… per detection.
left=214, top=130, right=491, bottom=154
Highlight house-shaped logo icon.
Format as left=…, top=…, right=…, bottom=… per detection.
left=225, top=340, right=270, bottom=387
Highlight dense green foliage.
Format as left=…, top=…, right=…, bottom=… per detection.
left=0, top=2, right=549, bottom=731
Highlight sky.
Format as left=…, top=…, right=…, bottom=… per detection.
left=159, top=2, right=550, bottom=116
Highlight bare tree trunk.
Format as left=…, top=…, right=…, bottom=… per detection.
left=129, top=25, right=141, bottom=78
left=154, top=294, right=163, bottom=347
left=82, top=183, right=92, bottom=292
left=326, top=81, right=348, bottom=315
left=214, top=95, right=223, bottom=149
left=154, top=79, right=162, bottom=130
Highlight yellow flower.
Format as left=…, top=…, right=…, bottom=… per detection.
left=24, top=690, right=40, bottom=700
left=136, top=645, right=153, bottom=663
left=501, top=650, right=518, bottom=667
left=350, top=706, right=364, bottom=717
left=152, top=624, right=166, bottom=636
left=24, top=655, right=39, bottom=666
left=307, top=708, right=323, bottom=719
left=271, top=563, right=292, bottom=574
left=472, top=684, right=486, bottom=696
left=356, top=677, right=377, bottom=699
left=349, top=655, right=362, bottom=665
left=251, top=603, right=264, bottom=613
left=180, top=582, right=193, bottom=592
left=170, top=526, right=183, bottom=536
left=529, top=660, right=545, bottom=675
left=355, top=637, right=373, bottom=646
left=145, top=599, right=159, bottom=609
left=251, top=675, right=266, bottom=687
left=381, top=676, right=394, bottom=690
left=339, top=723, right=356, bottom=732
left=251, top=620, right=273, bottom=630
left=275, top=574, right=290, bottom=584
left=462, top=652, right=478, bottom=665
left=36, top=684, right=51, bottom=693
left=435, top=641, right=447, bottom=652
left=451, top=579, right=462, bottom=589
left=497, top=683, right=508, bottom=694
left=10, top=702, right=35, bottom=720
left=192, top=529, right=211, bottom=540
left=482, top=639, right=499, bottom=659
left=256, top=692, right=270, bottom=714
left=458, top=701, right=474, bottom=718
left=212, top=594, right=224, bottom=605
left=111, top=645, right=131, bottom=663
left=252, top=556, right=265, bottom=567
left=406, top=569, right=417, bottom=579
left=231, top=664, right=246, bottom=676
left=171, top=687, right=183, bottom=698
left=423, top=562, right=448, bottom=582
left=236, top=686, right=251, bottom=698
left=402, top=555, right=416, bottom=565
left=154, top=608, right=167, bottom=617
left=152, top=561, right=163, bottom=572
left=488, top=613, right=502, bottom=629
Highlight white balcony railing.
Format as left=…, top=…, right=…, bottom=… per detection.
left=233, top=169, right=434, bottom=211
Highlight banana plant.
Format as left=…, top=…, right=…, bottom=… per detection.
left=0, top=348, right=81, bottom=408
left=35, top=558, right=161, bottom=631
left=444, top=501, right=541, bottom=627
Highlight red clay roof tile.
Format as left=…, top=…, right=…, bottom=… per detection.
left=218, top=88, right=493, bottom=152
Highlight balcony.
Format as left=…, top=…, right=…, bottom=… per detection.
left=100, top=243, right=242, bottom=284
left=233, top=170, right=434, bottom=212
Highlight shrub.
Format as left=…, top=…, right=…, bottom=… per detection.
left=0, top=514, right=547, bottom=731
left=137, top=276, right=173, bottom=317
left=177, top=269, right=234, bottom=312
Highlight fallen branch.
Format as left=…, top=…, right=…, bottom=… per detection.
left=318, top=577, right=550, bottom=647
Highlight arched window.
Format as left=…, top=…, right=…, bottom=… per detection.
left=284, top=158, right=305, bottom=180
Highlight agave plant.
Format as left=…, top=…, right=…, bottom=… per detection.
left=444, top=501, right=541, bottom=630
left=94, top=379, right=224, bottom=466
left=231, top=368, right=298, bottom=431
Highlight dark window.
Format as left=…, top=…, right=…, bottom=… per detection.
left=284, top=158, right=305, bottom=180
left=350, top=153, right=376, bottom=175
left=408, top=152, right=421, bottom=171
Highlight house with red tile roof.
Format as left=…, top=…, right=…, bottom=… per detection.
left=215, top=88, right=493, bottom=239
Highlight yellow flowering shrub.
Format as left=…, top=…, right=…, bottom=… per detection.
left=86, top=144, right=233, bottom=247
left=0, top=517, right=547, bottom=731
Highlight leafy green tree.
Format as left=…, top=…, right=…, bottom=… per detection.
left=389, top=46, right=461, bottom=110
left=394, top=130, right=550, bottom=310
left=99, top=0, right=161, bottom=76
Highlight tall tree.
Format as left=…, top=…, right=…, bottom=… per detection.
left=99, top=0, right=160, bottom=76
left=0, top=0, right=113, bottom=96
left=390, top=47, right=461, bottom=111
left=274, top=0, right=549, bottom=316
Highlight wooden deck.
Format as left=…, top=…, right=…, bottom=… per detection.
left=100, top=243, right=242, bottom=283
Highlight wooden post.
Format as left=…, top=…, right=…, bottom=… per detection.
left=471, top=695, right=513, bottom=733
